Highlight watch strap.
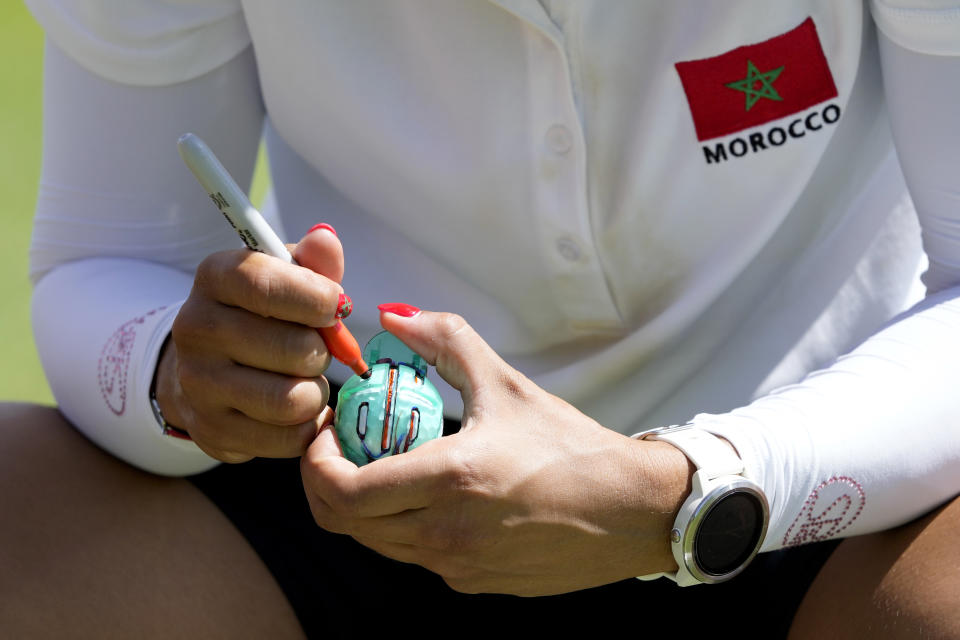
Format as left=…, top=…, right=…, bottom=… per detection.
left=642, top=425, right=743, bottom=479
left=633, top=425, right=750, bottom=586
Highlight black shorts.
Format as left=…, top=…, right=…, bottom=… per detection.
left=189, top=393, right=837, bottom=638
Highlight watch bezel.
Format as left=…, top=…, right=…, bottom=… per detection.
left=676, top=475, right=769, bottom=584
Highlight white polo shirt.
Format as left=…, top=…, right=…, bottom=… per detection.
left=27, top=0, right=960, bottom=547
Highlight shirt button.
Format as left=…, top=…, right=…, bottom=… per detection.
left=545, top=124, right=573, bottom=155
left=556, top=236, right=582, bottom=262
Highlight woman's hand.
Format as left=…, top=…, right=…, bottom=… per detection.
left=301, top=307, right=695, bottom=595
left=155, top=225, right=347, bottom=462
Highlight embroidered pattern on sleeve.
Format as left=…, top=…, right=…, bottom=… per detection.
left=782, top=475, right=866, bottom=547
left=97, top=306, right=167, bottom=416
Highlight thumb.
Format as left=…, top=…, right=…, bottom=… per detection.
left=292, top=223, right=345, bottom=284
left=377, top=304, right=511, bottom=408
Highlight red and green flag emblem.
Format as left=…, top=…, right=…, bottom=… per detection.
left=675, top=18, right=838, bottom=142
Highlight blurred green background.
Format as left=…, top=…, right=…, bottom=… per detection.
left=0, top=4, right=269, bottom=404
left=1, top=5, right=49, bottom=403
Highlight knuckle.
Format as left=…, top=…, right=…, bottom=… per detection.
left=323, top=478, right=360, bottom=517
left=193, top=255, right=220, bottom=294
left=250, top=415, right=315, bottom=457
left=435, top=313, right=470, bottom=341
left=314, top=376, right=331, bottom=408
left=195, top=413, right=245, bottom=454
left=440, top=445, right=486, bottom=495
left=241, top=266, right=277, bottom=308
left=294, top=270, right=338, bottom=324
left=194, top=251, right=240, bottom=297
left=174, top=358, right=207, bottom=394
left=302, top=445, right=327, bottom=474
left=171, top=300, right=200, bottom=342
left=170, top=314, right=191, bottom=347
left=193, top=437, right=251, bottom=464
left=289, top=420, right=322, bottom=454
left=313, top=345, right=333, bottom=374
left=173, top=301, right=220, bottom=346
left=281, top=380, right=326, bottom=424
left=283, top=327, right=331, bottom=375
left=259, top=266, right=337, bottom=328
left=231, top=256, right=284, bottom=315
left=260, top=382, right=311, bottom=425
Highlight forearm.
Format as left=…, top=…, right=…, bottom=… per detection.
left=694, top=285, right=960, bottom=550
left=29, top=36, right=265, bottom=473
left=693, top=23, right=960, bottom=551
left=32, top=258, right=217, bottom=476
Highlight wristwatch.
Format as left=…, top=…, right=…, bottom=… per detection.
left=635, top=424, right=769, bottom=586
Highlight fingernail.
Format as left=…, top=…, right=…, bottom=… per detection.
left=335, top=293, right=353, bottom=319
left=308, top=222, right=337, bottom=236
left=378, top=303, right=420, bottom=318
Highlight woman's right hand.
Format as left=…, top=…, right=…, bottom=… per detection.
left=155, top=225, right=345, bottom=463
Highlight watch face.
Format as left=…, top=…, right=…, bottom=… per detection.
left=693, top=491, right=766, bottom=577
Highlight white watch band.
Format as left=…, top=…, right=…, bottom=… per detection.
left=647, top=425, right=743, bottom=479
left=632, top=425, right=757, bottom=586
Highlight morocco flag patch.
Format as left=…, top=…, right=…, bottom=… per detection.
left=675, top=18, right=838, bottom=142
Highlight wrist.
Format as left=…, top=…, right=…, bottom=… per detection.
left=628, top=437, right=697, bottom=574
left=153, top=337, right=191, bottom=439
left=634, top=426, right=769, bottom=585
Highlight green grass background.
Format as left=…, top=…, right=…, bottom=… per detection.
left=1, top=5, right=49, bottom=403
left=0, top=4, right=269, bottom=404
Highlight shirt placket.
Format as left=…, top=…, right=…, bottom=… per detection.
left=501, top=1, right=622, bottom=333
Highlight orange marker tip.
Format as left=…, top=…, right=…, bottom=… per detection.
left=349, top=357, right=370, bottom=376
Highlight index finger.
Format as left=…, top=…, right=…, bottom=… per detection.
left=196, top=249, right=342, bottom=328
left=301, top=428, right=452, bottom=518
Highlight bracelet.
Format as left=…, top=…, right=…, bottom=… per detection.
left=149, top=363, right=193, bottom=441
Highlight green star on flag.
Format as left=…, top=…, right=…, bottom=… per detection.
left=725, top=60, right=784, bottom=111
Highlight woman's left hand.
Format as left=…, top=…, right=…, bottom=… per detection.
left=300, top=307, right=694, bottom=596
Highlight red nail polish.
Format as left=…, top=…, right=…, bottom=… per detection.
left=378, top=303, right=421, bottom=318
left=335, top=293, right=353, bottom=319
left=308, top=223, right=337, bottom=236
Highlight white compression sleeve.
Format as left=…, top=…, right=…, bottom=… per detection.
left=32, top=260, right=207, bottom=475
left=692, top=31, right=960, bottom=551
left=31, top=42, right=264, bottom=476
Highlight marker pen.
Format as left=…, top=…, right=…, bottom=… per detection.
left=178, top=132, right=370, bottom=378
